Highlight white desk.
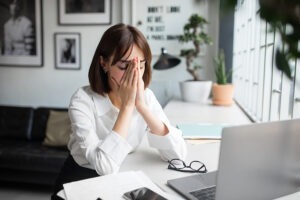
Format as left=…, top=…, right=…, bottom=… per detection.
left=121, top=140, right=220, bottom=198
left=120, top=99, right=250, bottom=198
left=61, top=100, right=300, bottom=199
left=121, top=140, right=300, bottom=200
left=162, top=100, right=300, bottom=200
left=163, top=99, right=251, bottom=125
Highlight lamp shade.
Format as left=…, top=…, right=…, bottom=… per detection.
left=153, top=48, right=181, bottom=70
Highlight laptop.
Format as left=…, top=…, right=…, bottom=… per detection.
left=167, top=119, right=300, bottom=200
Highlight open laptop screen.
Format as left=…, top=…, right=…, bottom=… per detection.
left=216, top=119, right=300, bottom=200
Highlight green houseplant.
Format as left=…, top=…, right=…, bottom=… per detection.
left=178, top=14, right=213, bottom=102
left=212, top=50, right=234, bottom=106
left=179, top=14, right=213, bottom=81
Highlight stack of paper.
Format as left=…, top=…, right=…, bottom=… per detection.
left=59, top=170, right=179, bottom=200
left=177, top=123, right=229, bottom=139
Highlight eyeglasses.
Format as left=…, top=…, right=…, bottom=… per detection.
left=168, top=159, right=207, bottom=173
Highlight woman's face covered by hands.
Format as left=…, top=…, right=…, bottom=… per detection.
left=106, top=44, right=146, bottom=89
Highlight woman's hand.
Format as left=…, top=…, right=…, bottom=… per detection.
left=135, top=57, right=147, bottom=112
left=112, top=58, right=138, bottom=109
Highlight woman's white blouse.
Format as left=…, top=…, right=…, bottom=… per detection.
left=68, top=86, right=187, bottom=175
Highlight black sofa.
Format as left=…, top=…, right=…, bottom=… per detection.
left=0, top=106, right=69, bottom=187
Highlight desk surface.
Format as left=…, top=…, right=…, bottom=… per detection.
left=121, top=140, right=300, bottom=200
left=121, top=140, right=220, bottom=198
left=163, top=99, right=252, bottom=126
left=62, top=100, right=300, bottom=199
left=125, top=100, right=300, bottom=200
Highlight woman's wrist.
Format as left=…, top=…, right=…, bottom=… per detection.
left=120, top=102, right=135, bottom=111
left=136, top=103, right=148, bottom=114
left=113, top=104, right=135, bottom=138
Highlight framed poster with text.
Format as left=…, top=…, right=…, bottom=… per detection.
left=131, top=0, right=208, bottom=55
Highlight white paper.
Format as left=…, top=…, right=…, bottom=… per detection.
left=62, top=170, right=179, bottom=200
left=57, top=189, right=66, bottom=199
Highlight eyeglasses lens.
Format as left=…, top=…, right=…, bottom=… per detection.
left=190, top=161, right=205, bottom=171
left=169, top=159, right=185, bottom=169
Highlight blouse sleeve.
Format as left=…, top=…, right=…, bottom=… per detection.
left=68, top=89, right=132, bottom=175
left=145, top=89, right=187, bottom=161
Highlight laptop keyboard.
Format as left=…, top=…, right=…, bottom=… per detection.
left=189, top=186, right=216, bottom=200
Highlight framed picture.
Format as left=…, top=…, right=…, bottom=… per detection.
left=58, top=0, right=112, bottom=25
left=129, top=0, right=208, bottom=55
left=54, top=33, right=81, bottom=70
left=0, top=0, right=43, bottom=67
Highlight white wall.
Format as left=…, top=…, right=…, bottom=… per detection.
left=0, top=0, right=219, bottom=107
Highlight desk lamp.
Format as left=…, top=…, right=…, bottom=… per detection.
left=153, top=48, right=181, bottom=70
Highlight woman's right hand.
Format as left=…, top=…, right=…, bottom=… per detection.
left=113, top=58, right=138, bottom=109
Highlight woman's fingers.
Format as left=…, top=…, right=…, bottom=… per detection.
left=120, top=59, right=133, bottom=85
left=111, top=76, right=120, bottom=88
left=128, top=59, right=137, bottom=85
left=121, top=58, right=138, bottom=86
left=119, top=62, right=130, bottom=85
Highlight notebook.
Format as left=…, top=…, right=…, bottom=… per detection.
left=168, top=119, right=300, bottom=200
left=177, top=123, right=226, bottom=139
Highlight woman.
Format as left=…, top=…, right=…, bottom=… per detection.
left=51, top=23, right=186, bottom=199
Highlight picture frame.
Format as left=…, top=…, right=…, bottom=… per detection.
left=54, top=33, right=81, bottom=70
left=0, top=0, right=43, bottom=67
left=58, top=0, right=112, bottom=25
left=129, top=0, right=208, bottom=56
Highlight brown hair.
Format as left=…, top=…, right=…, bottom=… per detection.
left=88, top=23, right=152, bottom=95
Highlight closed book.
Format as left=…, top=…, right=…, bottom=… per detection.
left=177, top=123, right=228, bottom=139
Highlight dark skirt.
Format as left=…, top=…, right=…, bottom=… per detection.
left=51, top=154, right=99, bottom=200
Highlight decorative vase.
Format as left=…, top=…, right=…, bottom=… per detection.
left=212, top=83, right=234, bottom=106
left=180, top=81, right=212, bottom=103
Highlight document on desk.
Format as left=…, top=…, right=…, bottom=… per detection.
left=62, top=170, right=179, bottom=200
left=177, top=123, right=228, bottom=139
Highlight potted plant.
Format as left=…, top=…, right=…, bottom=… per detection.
left=212, top=49, right=234, bottom=106
left=179, top=14, right=213, bottom=102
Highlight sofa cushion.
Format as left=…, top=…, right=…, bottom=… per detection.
left=0, top=106, right=34, bottom=140
left=43, top=110, right=71, bottom=146
left=0, top=139, right=68, bottom=173
left=31, top=107, right=67, bottom=141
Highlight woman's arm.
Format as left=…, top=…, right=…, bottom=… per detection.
left=111, top=58, right=138, bottom=137
left=137, top=87, right=187, bottom=161
left=135, top=60, right=168, bottom=136
left=68, top=88, right=132, bottom=175
left=137, top=104, right=169, bottom=136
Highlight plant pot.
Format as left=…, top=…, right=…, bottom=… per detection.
left=212, top=83, right=234, bottom=106
left=180, top=81, right=212, bottom=103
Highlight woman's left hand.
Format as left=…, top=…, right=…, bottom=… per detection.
left=135, top=57, right=146, bottom=112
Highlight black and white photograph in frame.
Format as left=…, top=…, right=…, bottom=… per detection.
left=55, top=33, right=80, bottom=70
left=0, top=0, right=43, bottom=67
left=58, top=0, right=111, bottom=25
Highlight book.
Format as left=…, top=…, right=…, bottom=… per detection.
left=177, top=123, right=228, bottom=139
